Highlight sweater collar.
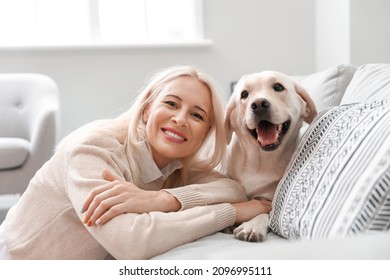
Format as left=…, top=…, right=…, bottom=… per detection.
left=136, top=141, right=183, bottom=184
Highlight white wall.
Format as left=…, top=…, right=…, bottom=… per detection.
left=1, top=0, right=316, bottom=140
left=315, top=0, right=350, bottom=71
left=350, top=0, right=390, bottom=65
left=315, top=0, right=390, bottom=71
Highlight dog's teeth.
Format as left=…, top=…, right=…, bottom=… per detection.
left=277, top=124, right=282, bottom=132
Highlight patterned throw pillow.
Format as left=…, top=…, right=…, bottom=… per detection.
left=269, top=99, right=390, bottom=240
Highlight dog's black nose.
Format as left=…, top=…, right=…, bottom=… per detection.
left=251, top=99, right=270, bottom=113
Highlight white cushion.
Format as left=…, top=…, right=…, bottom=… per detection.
left=153, top=231, right=390, bottom=259
left=294, top=64, right=357, bottom=112
left=341, top=63, right=390, bottom=104
left=0, top=138, right=30, bottom=169
left=269, top=99, right=390, bottom=240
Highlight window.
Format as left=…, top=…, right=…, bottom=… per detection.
left=0, top=0, right=206, bottom=48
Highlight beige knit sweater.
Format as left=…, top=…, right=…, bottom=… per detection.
left=3, top=123, right=247, bottom=260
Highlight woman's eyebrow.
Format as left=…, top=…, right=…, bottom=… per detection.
left=165, top=94, right=181, bottom=101
left=194, top=105, right=208, bottom=116
left=165, top=94, right=208, bottom=116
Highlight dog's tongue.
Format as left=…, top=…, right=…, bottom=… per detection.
left=256, top=121, right=278, bottom=146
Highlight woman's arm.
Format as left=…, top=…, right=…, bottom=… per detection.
left=163, top=170, right=249, bottom=210
left=233, top=199, right=272, bottom=224
left=66, top=142, right=239, bottom=259
left=82, top=169, right=271, bottom=226
left=81, top=167, right=249, bottom=226
left=81, top=170, right=181, bottom=226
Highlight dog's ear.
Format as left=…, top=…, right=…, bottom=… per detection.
left=225, top=74, right=248, bottom=144
left=294, top=83, right=318, bottom=124
left=224, top=96, right=236, bottom=144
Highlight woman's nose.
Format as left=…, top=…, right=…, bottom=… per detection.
left=173, top=110, right=188, bottom=127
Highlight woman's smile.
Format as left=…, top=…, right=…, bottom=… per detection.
left=161, top=127, right=187, bottom=143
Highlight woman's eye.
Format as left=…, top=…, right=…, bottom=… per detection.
left=241, top=90, right=249, bottom=99
left=164, top=100, right=177, bottom=108
left=273, top=83, right=285, bottom=92
left=192, top=113, right=204, bottom=121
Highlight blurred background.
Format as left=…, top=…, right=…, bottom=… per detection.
left=0, top=0, right=389, bottom=141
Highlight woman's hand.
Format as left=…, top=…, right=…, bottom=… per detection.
left=233, top=199, right=272, bottom=224
left=81, top=170, right=181, bottom=226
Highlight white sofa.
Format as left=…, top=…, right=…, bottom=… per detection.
left=153, top=63, right=390, bottom=260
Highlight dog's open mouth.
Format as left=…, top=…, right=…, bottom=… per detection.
left=248, top=120, right=291, bottom=151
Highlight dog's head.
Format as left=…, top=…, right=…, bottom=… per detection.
left=225, top=71, right=317, bottom=151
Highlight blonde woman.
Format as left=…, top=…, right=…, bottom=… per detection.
left=0, top=66, right=271, bottom=260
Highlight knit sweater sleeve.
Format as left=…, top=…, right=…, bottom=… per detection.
left=163, top=171, right=248, bottom=210
left=66, top=140, right=236, bottom=260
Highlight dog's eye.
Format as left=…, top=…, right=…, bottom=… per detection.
left=273, top=83, right=285, bottom=92
left=241, top=90, right=249, bottom=99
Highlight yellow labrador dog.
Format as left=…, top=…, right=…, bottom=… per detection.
left=224, top=71, right=317, bottom=242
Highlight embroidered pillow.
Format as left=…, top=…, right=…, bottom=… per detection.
left=269, top=99, right=390, bottom=240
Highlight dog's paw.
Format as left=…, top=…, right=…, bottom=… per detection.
left=233, top=223, right=266, bottom=242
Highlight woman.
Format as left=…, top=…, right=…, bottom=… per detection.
left=0, top=66, right=271, bottom=260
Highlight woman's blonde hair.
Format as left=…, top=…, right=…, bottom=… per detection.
left=123, top=65, right=227, bottom=187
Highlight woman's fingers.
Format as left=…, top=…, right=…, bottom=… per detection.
left=85, top=189, right=144, bottom=226
left=92, top=204, right=127, bottom=226
left=82, top=181, right=122, bottom=224
left=86, top=195, right=125, bottom=226
left=81, top=181, right=116, bottom=214
left=83, top=180, right=142, bottom=226
left=80, top=170, right=122, bottom=215
left=81, top=173, right=178, bottom=227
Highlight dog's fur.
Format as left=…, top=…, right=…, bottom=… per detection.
left=224, top=71, right=317, bottom=242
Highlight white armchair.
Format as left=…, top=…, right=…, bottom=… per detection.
left=0, top=73, right=59, bottom=195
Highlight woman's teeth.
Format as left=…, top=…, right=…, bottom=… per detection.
left=164, top=130, right=185, bottom=141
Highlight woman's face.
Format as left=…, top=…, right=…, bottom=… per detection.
left=143, top=76, right=212, bottom=169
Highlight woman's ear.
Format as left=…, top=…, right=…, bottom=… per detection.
left=142, top=103, right=150, bottom=123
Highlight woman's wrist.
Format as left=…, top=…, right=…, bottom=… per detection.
left=158, top=190, right=181, bottom=212
left=233, top=199, right=272, bottom=224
